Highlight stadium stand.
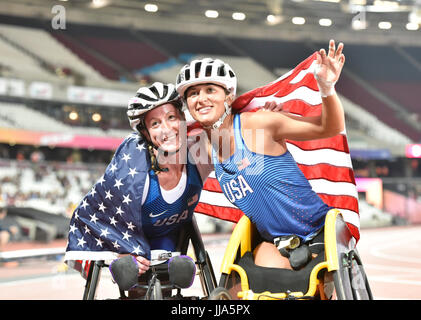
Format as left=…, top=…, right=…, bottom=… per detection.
left=51, top=31, right=122, bottom=81
left=0, top=101, right=130, bottom=138
left=0, top=23, right=107, bottom=85
left=0, top=34, right=59, bottom=83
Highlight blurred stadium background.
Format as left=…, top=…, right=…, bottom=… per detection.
left=0, top=0, right=421, bottom=300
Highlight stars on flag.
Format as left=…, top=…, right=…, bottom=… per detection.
left=128, top=167, right=138, bottom=178
left=97, top=175, right=105, bottom=185
left=105, top=190, right=113, bottom=200
left=100, top=228, right=110, bottom=238
left=122, top=194, right=132, bottom=205
left=109, top=163, right=117, bottom=173
left=90, top=186, right=97, bottom=197
left=109, top=216, right=118, bottom=226
left=98, top=202, right=107, bottom=213
left=122, top=231, right=132, bottom=241
left=69, top=223, right=77, bottom=234
left=95, top=238, right=103, bottom=247
left=114, top=178, right=124, bottom=190
left=65, top=134, right=150, bottom=260
left=132, top=245, right=142, bottom=255
left=127, top=221, right=136, bottom=231
left=84, top=225, right=91, bottom=234
left=136, top=143, right=146, bottom=152
left=81, top=199, right=89, bottom=209
left=122, top=153, right=132, bottom=163
left=113, top=240, right=121, bottom=250
left=89, top=213, right=99, bottom=224
left=115, top=206, right=124, bottom=216
left=77, top=237, right=86, bottom=247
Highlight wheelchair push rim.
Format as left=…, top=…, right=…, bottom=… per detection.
left=209, top=287, right=233, bottom=300
left=333, top=249, right=373, bottom=300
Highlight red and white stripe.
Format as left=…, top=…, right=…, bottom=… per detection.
left=66, top=259, right=91, bottom=280
left=190, top=52, right=360, bottom=241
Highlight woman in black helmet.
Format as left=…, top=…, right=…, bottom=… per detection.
left=65, top=82, right=213, bottom=278
left=65, top=82, right=282, bottom=282
left=125, top=82, right=212, bottom=273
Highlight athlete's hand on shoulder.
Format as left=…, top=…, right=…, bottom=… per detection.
left=261, top=101, right=284, bottom=112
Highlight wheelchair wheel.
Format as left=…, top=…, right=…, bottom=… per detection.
left=209, top=287, right=232, bottom=300
left=333, top=250, right=373, bottom=300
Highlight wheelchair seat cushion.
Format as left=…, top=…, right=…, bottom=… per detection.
left=237, top=250, right=325, bottom=294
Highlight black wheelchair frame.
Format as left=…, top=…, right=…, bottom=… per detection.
left=82, top=215, right=217, bottom=300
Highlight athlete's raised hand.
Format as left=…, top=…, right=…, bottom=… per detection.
left=314, top=40, right=345, bottom=97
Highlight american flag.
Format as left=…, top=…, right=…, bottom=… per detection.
left=236, top=157, right=251, bottom=171
left=64, top=133, right=152, bottom=266
left=192, top=52, right=360, bottom=241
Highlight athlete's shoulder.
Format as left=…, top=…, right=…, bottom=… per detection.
left=239, top=110, right=287, bottom=131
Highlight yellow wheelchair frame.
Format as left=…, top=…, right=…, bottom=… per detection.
left=214, top=209, right=373, bottom=300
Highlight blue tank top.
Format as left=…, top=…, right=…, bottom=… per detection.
left=212, top=114, right=330, bottom=242
left=141, top=159, right=202, bottom=251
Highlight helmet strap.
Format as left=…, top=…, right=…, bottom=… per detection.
left=203, top=101, right=231, bottom=130
left=147, top=144, right=169, bottom=173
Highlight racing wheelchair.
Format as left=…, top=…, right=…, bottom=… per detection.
left=82, top=215, right=217, bottom=300
left=209, top=209, right=373, bottom=300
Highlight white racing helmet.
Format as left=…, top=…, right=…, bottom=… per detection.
left=175, top=58, right=237, bottom=129
left=175, top=58, right=237, bottom=97
left=127, top=82, right=182, bottom=132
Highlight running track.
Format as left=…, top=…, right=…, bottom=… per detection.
left=0, top=225, right=420, bottom=300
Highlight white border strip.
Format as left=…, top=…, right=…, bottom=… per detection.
left=242, top=86, right=322, bottom=112
left=287, top=143, right=353, bottom=168
left=0, top=247, right=65, bottom=260
left=338, top=208, right=360, bottom=230
left=309, top=179, right=358, bottom=198
left=64, top=250, right=119, bottom=261
left=199, top=189, right=237, bottom=208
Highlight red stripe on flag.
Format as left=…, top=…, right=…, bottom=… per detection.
left=287, top=134, right=350, bottom=153
left=232, top=53, right=319, bottom=111
left=274, top=82, right=319, bottom=99
left=317, top=194, right=359, bottom=213
left=203, top=177, right=223, bottom=192
left=68, top=260, right=91, bottom=279
left=194, top=202, right=243, bottom=223
left=297, top=164, right=356, bottom=184
left=279, top=101, right=321, bottom=117
left=347, top=224, right=360, bottom=242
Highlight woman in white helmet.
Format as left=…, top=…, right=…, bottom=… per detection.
left=176, top=40, right=346, bottom=270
